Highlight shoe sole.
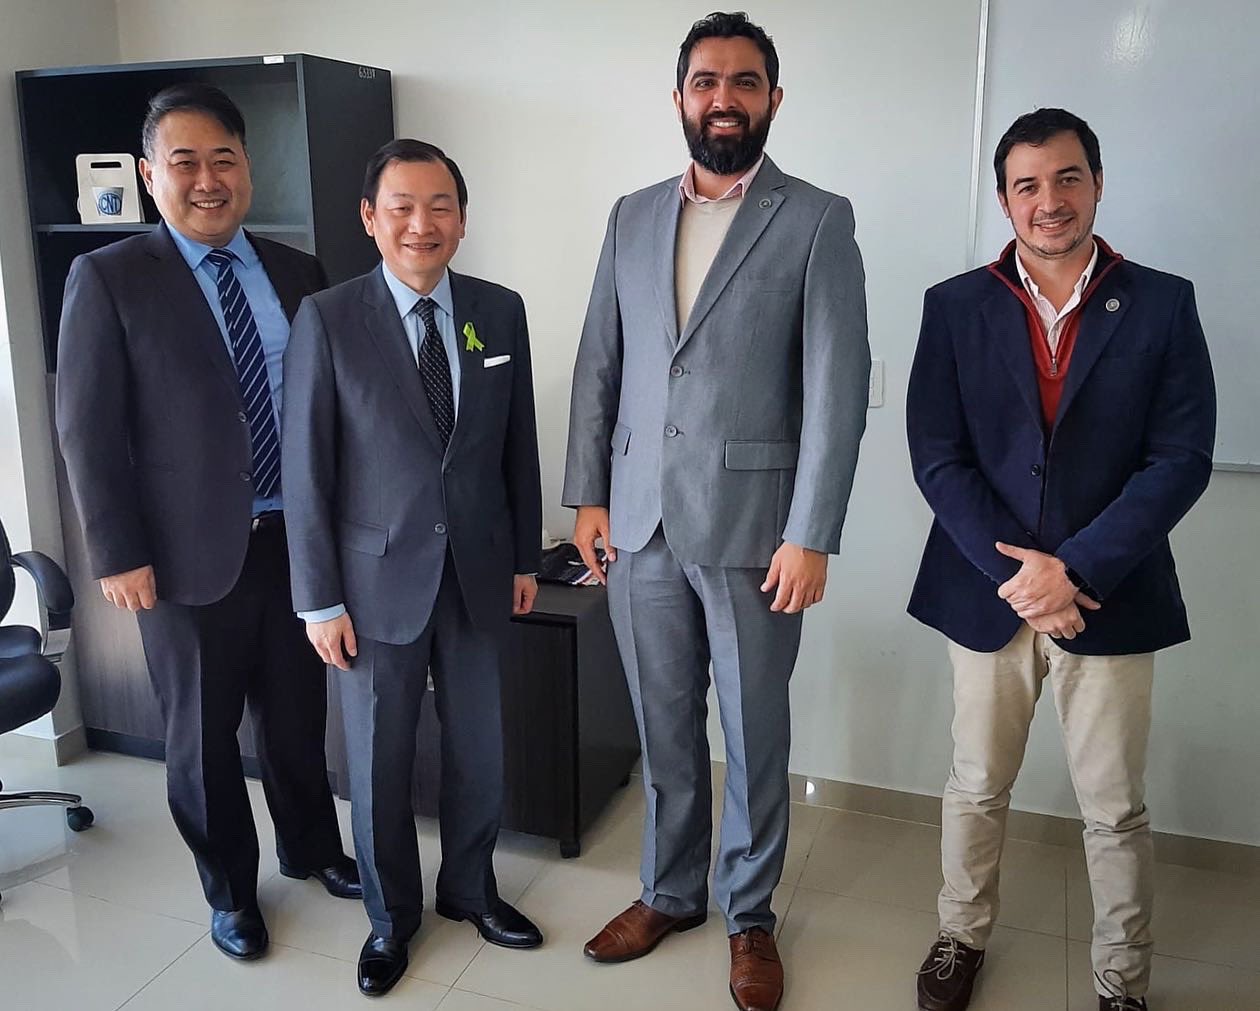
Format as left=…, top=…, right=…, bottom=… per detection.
left=434, top=900, right=543, bottom=949
left=584, top=911, right=709, bottom=964
left=729, top=983, right=782, bottom=1011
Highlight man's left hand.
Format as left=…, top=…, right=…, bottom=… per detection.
left=761, top=543, right=828, bottom=614
left=512, top=574, right=538, bottom=616
left=995, top=542, right=1078, bottom=618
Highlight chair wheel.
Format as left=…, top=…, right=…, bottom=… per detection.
left=66, top=806, right=94, bottom=832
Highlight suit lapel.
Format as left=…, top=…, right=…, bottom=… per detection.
left=981, top=287, right=1044, bottom=428
left=247, top=231, right=306, bottom=321
left=676, top=157, right=787, bottom=354
left=143, top=223, right=241, bottom=399
left=1054, top=270, right=1131, bottom=427
left=361, top=267, right=446, bottom=454
left=651, top=182, right=683, bottom=346
left=448, top=271, right=485, bottom=458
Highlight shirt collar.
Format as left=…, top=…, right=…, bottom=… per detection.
left=678, top=153, right=765, bottom=204
left=380, top=262, right=454, bottom=322
left=167, top=223, right=256, bottom=272
left=1015, top=238, right=1099, bottom=304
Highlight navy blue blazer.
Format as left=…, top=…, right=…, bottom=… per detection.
left=906, top=243, right=1216, bottom=655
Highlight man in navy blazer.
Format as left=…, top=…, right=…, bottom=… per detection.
left=907, top=109, right=1215, bottom=1011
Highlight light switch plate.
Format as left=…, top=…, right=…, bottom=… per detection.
left=868, top=358, right=884, bottom=408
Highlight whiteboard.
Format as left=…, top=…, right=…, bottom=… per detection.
left=973, top=0, right=1260, bottom=469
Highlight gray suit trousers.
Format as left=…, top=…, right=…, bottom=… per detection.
left=608, top=526, right=802, bottom=934
left=338, top=554, right=503, bottom=940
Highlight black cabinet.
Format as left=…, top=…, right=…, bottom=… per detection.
left=17, top=53, right=394, bottom=371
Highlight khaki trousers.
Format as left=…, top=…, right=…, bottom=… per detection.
left=938, top=624, right=1155, bottom=997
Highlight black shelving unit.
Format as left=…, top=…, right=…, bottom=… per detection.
left=17, top=53, right=394, bottom=370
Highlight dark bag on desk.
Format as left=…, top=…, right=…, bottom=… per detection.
left=538, top=542, right=605, bottom=585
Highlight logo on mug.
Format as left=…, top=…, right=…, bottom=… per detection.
left=95, top=189, right=123, bottom=216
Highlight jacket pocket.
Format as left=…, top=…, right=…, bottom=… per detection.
left=611, top=423, right=632, bottom=455
left=339, top=519, right=388, bottom=556
left=724, top=440, right=800, bottom=470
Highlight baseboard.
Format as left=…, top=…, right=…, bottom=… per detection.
left=6, top=724, right=87, bottom=766
left=787, top=771, right=1260, bottom=877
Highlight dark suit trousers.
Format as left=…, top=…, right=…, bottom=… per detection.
left=136, top=521, right=344, bottom=912
left=338, top=553, right=504, bottom=940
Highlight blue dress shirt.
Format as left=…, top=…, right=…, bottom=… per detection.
left=298, top=264, right=461, bottom=624
left=168, top=225, right=290, bottom=516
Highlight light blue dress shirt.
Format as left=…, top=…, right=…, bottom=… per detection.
left=299, top=264, right=460, bottom=624
left=168, top=225, right=290, bottom=516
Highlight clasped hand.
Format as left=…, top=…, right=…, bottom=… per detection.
left=995, top=542, right=1099, bottom=640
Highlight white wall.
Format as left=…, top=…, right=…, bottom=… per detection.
left=0, top=0, right=120, bottom=743
left=0, top=0, right=1237, bottom=845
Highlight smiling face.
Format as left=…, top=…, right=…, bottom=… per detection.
left=998, top=130, right=1103, bottom=263
left=139, top=109, right=252, bottom=247
left=673, top=36, right=783, bottom=178
left=361, top=158, right=465, bottom=295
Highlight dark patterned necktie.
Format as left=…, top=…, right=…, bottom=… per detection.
left=415, top=297, right=455, bottom=446
left=205, top=248, right=281, bottom=498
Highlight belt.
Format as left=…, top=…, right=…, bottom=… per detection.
left=250, top=510, right=284, bottom=534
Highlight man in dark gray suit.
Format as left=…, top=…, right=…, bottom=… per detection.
left=564, top=14, right=869, bottom=1011
left=282, top=139, right=544, bottom=997
left=56, top=83, right=358, bottom=962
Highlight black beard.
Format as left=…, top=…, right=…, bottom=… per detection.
left=683, top=112, right=771, bottom=177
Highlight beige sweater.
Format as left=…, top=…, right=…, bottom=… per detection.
left=674, top=196, right=742, bottom=334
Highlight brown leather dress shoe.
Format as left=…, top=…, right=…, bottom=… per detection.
left=583, top=900, right=707, bottom=963
left=729, top=927, right=783, bottom=1011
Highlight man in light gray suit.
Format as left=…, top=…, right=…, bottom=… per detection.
left=564, top=13, right=869, bottom=1011
left=282, top=140, right=544, bottom=997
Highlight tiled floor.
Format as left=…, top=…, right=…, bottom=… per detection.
left=2, top=735, right=1257, bottom=1010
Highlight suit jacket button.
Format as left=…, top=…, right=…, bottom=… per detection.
left=237, top=411, right=248, bottom=423
left=434, top=522, right=447, bottom=535
left=1030, top=464, right=1042, bottom=477
left=239, top=471, right=251, bottom=482
left=669, top=365, right=684, bottom=378
left=664, top=424, right=679, bottom=438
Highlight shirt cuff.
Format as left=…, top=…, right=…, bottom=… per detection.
left=298, top=603, right=347, bottom=623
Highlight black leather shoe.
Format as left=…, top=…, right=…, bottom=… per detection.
left=358, top=933, right=409, bottom=997
left=435, top=897, right=543, bottom=949
left=211, top=905, right=268, bottom=961
left=1099, top=995, right=1148, bottom=1010
left=280, top=855, right=363, bottom=899
left=917, top=933, right=984, bottom=1010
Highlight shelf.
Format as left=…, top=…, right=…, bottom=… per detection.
left=35, top=222, right=310, bottom=235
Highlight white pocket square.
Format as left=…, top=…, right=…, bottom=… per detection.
left=483, top=355, right=511, bottom=368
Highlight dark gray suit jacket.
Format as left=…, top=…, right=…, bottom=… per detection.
left=280, top=266, right=542, bottom=645
left=55, top=223, right=327, bottom=605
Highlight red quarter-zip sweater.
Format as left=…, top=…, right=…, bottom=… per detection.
left=987, top=238, right=1124, bottom=429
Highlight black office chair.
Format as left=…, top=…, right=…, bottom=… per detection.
left=0, top=516, right=92, bottom=905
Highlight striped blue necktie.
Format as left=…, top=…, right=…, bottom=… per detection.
left=205, top=248, right=281, bottom=499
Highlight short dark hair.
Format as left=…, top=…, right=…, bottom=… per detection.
left=361, top=139, right=468, bottom=217
left=142, top=82, right=247, bottom=159
left=994, top=107, right=1102, bottom=192
left=677, top=11, right=779, bottom=92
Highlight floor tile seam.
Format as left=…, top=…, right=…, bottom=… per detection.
left=113, top=928, right=208, bottom=1009
left=444, top=986, right=552, bottom=1010
left=19, top=878, right=207, bottom=926
left=785, top=884, right=1072, bottom=941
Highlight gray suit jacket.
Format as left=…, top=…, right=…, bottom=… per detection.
left=562, top=157, right=870, bottom=566
left=281, top=266, right=542, bottom=645
left=55, top=223, right=327, bottom=605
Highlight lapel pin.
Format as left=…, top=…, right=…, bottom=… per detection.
left=759, top=197, right=772, bottom=209
left=1105, top=298, right=1120, bottom=312
left=463, top=321, right=484, bottom=352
